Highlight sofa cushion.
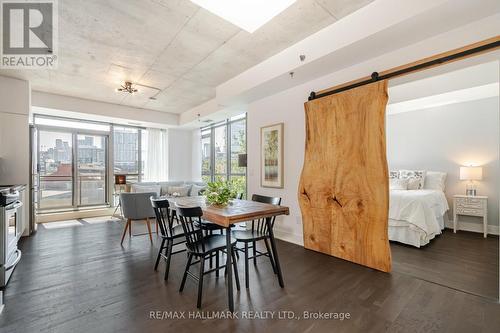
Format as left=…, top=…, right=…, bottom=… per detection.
left=189, top=184, right=206, bottom=196
left=167, top=185, right=190, bottom=197
left=159, top=181, right=184, bottom=196
left=131, top=184, right=161, bottom=196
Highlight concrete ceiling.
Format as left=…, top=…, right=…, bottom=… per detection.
left=0, top=0, right=374, bottom=114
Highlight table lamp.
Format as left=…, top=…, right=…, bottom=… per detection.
left=459, top=166, right=482, bottom=196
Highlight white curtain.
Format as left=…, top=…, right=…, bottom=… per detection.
left=143, top=128, right=168, bottom=181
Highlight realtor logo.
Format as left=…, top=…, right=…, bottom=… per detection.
left=1, top=0, right=58, bottom=68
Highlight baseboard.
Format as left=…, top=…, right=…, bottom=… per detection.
left=273, top=228, right=304, bottom=246
left=444, top=219, right=499, bottom=236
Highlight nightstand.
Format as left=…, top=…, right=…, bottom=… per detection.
left=453, top=195, right=488, bottom=237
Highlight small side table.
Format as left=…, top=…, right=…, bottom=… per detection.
left=453, top=195, right=488, bottom=238
left=112, top=184, right=128, bottom=218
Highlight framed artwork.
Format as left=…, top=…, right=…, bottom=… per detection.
left=261, top=123, right=284, bottom=188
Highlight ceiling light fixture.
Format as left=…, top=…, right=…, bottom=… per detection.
left=116, top=81, right=138, bottom=94
left=189, top=0, right=297, bottom=33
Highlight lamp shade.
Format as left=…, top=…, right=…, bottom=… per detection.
left=459, top=166, right=482, bottom=180
left=115, top=174, right=127, bottom=185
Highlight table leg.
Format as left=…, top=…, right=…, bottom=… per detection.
left=225, top=227, right=234, bottom=312
left=266, top=217, right=284, bottom=288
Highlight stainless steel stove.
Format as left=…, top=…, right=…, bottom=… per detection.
left=0, top=185, right=24, bottom=290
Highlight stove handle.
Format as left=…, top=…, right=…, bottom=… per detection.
left=5, top=250, right=21, bottom=271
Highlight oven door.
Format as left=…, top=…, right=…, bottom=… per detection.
left=6, top=201, right=22, bottom=257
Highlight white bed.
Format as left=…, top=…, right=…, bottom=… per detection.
left=388, top=189, right=449, bottom=247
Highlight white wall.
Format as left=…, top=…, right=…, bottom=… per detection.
left=168, top=129, right=194, bottom=181
left=247, top=90, right=306, bottom=245
left=387, top=98, right=499, bottom=230
left=0, top=75, right=31, bottom=234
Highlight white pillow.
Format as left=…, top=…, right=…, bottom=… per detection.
left=399, top=170, right=426, bottom=190
left=131, top=184, right=161, bottom=196
left=424, top=171, right=447, bottom=191
left=167, top=185, right=190, bottom=197
left=390, top=178, right=409, bottom=190
left=190, top=184, right=206, bottom=196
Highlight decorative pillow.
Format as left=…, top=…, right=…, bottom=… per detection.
left=399, top=170, right=426, bottom=190
left=390, top=178, right=409, bottom=190
left=131, top=184, right=161, bottom=196
left=167, top=185, right=190, bottom=197
left=189, top=184, right=206, bottom=196
left=424, top=171, right=447, bottom=191
left=389, top=170, right=399, bottom=179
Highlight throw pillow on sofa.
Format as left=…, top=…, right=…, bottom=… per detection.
left=167, top=185, right=190, bottom=197
left=190, top=184, right=206, bottom=196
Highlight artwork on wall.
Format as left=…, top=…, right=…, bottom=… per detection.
left=261, top=123, right=284, bottom=188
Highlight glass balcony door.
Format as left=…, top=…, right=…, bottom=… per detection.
left=76, top=134, right=107, bottom=206
left=37, top=129, right=109, bottom=211
left=38, top=130, right=74, bottom=210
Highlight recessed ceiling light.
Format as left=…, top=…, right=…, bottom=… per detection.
left=189, top=0, right=296, bottom=33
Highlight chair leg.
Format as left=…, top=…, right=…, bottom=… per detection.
left=244, top=242, right=249, bottom=289
left=120, top=219, right=130, bottom=245
left=232, top=249, right=240, bottom=291
left=179, top=253, right=193, bottom=292
left=253, top=240, right=257, bottom=265
left=264, top=238, right=277, bottom=274
left=164, top=240, right=173, bottom=281
left=154, top=238, right=166, bottom=270
left=216, top=250, right=220, bottom=278
left=129, top=219, right=132, bottom=236
left=197, top=256, right=205, bottom=308
left=145, top=218, right=153, bottom=243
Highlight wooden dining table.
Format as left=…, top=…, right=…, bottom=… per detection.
left=165, top=196, right=290, bottom=312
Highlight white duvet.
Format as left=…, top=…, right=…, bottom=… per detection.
left=389, top=190, right=449, bottom=238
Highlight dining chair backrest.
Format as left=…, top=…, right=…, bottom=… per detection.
left=150, top=197, right=173, bottom=238
left=251, top=194, right=282, bottom=234
left=120, top=192, right=157, bottom=220
left=176, top=205, right=205, bottom=253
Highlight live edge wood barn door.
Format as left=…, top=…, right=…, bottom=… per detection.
left=298, top=81, right=391, bottom=272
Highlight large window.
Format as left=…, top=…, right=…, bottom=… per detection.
left=201, top=114, right=247, bottom=196
left=36, top=118, right=110, bottom=211
left=112, top=126, right=148, bottom=183
left=34, top=114, right=149, bottom=212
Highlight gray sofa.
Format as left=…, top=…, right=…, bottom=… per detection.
left=130, top=181, right=206, bottom=197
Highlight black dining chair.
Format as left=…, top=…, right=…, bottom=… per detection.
left=232, top=194, right=281, bottom=288
left=176, top=205, right=240, bottom=308
left=150, top=197, right=187, bottom=281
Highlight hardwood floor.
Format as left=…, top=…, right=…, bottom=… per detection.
left=391, top=229, right=499, bottom=300
left=0, top=220, right=499, bottom=333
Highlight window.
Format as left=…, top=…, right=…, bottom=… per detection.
left=201, top=114, right=247, bottom=197
left=201, top=129, right=211, bottom=183
left=112, top=126, right=148, bottom=183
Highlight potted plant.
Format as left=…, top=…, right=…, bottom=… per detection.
left=205, top=180, right=237, bottom=207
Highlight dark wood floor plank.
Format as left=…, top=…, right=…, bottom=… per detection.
left=391, top=229, right=499, bottom=299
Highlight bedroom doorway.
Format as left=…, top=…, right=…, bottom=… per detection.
left=386, top=51, right=499, bottom=300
